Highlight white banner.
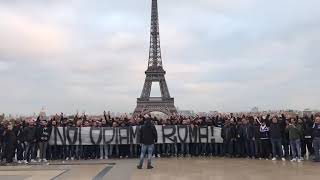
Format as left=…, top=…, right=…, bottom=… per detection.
left=48, top=125, right=223, bottom=145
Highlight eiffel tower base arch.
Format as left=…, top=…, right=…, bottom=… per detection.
left=133, top=98, right=177, bottom=116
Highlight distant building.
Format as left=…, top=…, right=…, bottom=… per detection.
left=178, top=110, right=195, bottom=117
left=208, top=111, right=219, bottom=117
left=251, top=107, right=259, bottom=113
left=197, top=112, right=207, bottom=117
left=303, top=109, right=313, bottom=117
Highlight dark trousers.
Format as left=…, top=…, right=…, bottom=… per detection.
left=236, top=140, right=245, bottom=157
left=245, top=139, right=256, bottom=158
left=24, top=142, right=36, bottom=161
left=227, top=139, right=236, bottom=157
left=16, top=142, right=24, bottom=161
left=189, top=143, right=199, bottom=156
left=260, top=139, right=270, bottom=159
left=313, top=137, right=320, bottom=160
left=282, top=139, right=290, bottom=158
left=215, top=143, right=224, bottom=156
left=4, top=144, right=15, bottom=163
left=119, top=145, right=129, bottom=157
left=65, top=145, right=76, bottom=159
left=302, top=138, right=314, bottom=157
left=271, top=138, right=283, bottom=158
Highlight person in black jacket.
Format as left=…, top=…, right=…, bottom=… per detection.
left=312, top=116, right=320, bottom=162
left=244, top=118, right=256, bottom=158
left=302, top=117, right=314, bottom=158
left=269, top=117, right=285, bottom=161
left=14, top=121, right=24, bottom=163
left=137, top=116, right=158, bottom=169
left=221, top=119, right=236, bottom=157
left=3, top=124, right=17, bottom=164
left=236, top=120, right=246, bottom=157
left=23, top=120, right=37, bottom=163
left=36, top=120, right=51, bottom=162
left=0, top=123, right=5, bottom=162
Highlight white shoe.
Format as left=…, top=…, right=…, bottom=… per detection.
left=65, top=157, right=69, bottom=161
left=281, top=158, right=286, bottom=161
left=38, top=159, right=42, bottom=163
left=300, top=157, right=304, bottom=161
left=30, top=159, right=36, bottom=163
left=24, top=160, right=28, bottom=164
left=272, top=157, right=277, bottom=161
left=71, top=157, right=74, bottom=161
left=43, top=159, right=48, bottom=163
left=105, top=156, right=108, bottom=159
left=17, top=160, right=22, bottom=164
left=100, top=157, right=103, bottom=160
left=297, top=159, right=301, bottom=163
left=291, top=158, right=297, bottom=162
left=265, top=158, right=269, bottom=160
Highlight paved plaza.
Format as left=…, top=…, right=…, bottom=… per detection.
left=0, top=158, right=319, bottom=180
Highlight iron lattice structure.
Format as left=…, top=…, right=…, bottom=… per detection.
left=133, top=0, right=177, bottom=116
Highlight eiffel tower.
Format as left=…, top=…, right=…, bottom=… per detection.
left=133, top=0, right=177, bottom=116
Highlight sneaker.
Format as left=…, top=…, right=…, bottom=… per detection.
left=23, top=160, right=28, bottom=164
left=297, top=159, right=302, bottom=163
left=105, top=156, right=108, bottom=159
left=300, top=157, right=304, bottom=161
left=281, top=158, right=286, bottom=161
left=30, top=159, right=36, bottom=163
left=137, top=165, right=142, bottom=169
left=71, top=157, right=74, bottom=161
left=65, top=157, right=69, bottom=161
left=291, top=158, right=297, bottom=162
left=43, top=159, right=48, bottom=163
left=17, top=160, right=22, bottom=164
left=38, top=159, right=42, bottom=163
left=272, top=157, right=277, bottom=161
left=100, top=157, right=103, bottom=160
left=147, top=165, right=154, bottom=169
left=265, top=158, right=269, bottom=160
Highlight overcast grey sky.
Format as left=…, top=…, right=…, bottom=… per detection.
left=0, top=0, right=319, bottom=115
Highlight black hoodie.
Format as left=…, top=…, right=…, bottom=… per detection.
left=139, top=119, right=158, bottom=145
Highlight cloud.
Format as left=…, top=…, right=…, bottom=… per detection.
left=0, top=8, right=69, bottom=61
left=0, top=0, right=319, bottom=115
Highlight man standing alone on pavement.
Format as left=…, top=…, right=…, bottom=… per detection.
left=137, top=115, right=158, bottom=169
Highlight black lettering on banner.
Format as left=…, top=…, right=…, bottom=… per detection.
left=210, top=126, right=215, bottom=143
left=119, top=127, right=129, bottom=144
left=90, top=127, right=102, bottom=145
left=129, top=126, right=140, bottom=144
left=66, top=127, right=78, bottom=145
left=199, top=126, right=208, bottom=143
left=102, top=127, right=115, bottom=144
left=189, top=126, right=198, bottom=143
left=177, top=125, right=188, bottom=143
left=78, top=127, right=82, bottom=145
left=162, top=125, right=177, bottom=143
left=115, top=128, right=119, bottom=144
left=55, top=127, right=66, bottom=145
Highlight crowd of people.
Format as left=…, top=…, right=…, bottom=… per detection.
left=0, top=111, right=320, bottom=165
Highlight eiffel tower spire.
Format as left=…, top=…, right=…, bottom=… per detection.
left=133, top=0, right=177, bottom=116
left=148, top=0, right=163, bottom=70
